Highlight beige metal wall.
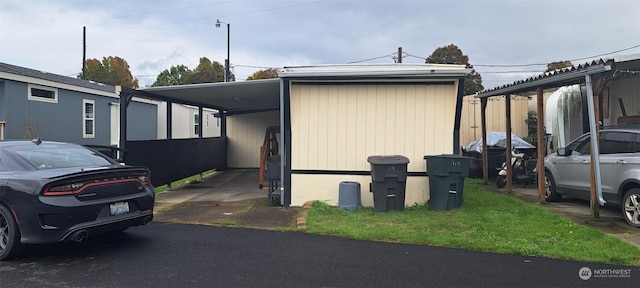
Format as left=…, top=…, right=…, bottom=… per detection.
left=227, top=110, right=280, bottom=168
left=290, top=82, right=459, bottom=207
left=606, top=77, right=640, bottom=126
left=459, top=95, right=530, bottom=146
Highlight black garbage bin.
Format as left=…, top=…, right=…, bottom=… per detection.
left=367, top=155, right=410, bottom=212
left=425, top=154, right=470, bottom=211
left=267, top=156, right=281, bottom=206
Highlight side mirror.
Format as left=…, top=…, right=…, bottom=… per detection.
left=557, top=148, right=568, bottom=156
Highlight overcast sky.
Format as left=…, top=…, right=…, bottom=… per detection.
left=1, top=0, right=639, bottom=88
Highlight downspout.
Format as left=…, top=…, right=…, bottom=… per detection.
left=453, top=77, right=466, bottom=154
left=585, top=74, right=606, bottom=206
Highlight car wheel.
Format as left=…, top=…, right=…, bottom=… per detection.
left=622, top=189, right=640, bottom=228
left=544, top=172, right=562, bottom=202
left=0, top=205, right=22, bottom=261
left=495, top=175, right=506, bottom=188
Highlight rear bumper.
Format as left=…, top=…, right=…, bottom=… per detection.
left=11, top=190, right=155, bottom=244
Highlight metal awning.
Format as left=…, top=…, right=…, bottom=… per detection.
left=476, top=59, right=613, bottom=98
left=136, top=78, right=281, bottom=115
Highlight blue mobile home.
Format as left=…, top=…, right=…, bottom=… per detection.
left=0, top=62, right=158, bottom=145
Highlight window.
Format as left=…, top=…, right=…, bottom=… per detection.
left=28, top=84, right=58, bottom=103
left=566, top=135, right=591, bottom=156
left=83, top=100, right=95, bottom=138
left=600, top=132, right=633, bottom=154
left=194, top=113, right=200, bottom=135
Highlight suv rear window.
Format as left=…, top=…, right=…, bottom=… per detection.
left=600, top=132, right=634, bottom=154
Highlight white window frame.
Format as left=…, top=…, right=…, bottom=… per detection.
left=83, top=99, right=95, bottom=138
left=193, top=112, right=200, bottom=135
left=28, top=84, right=58, bottom=103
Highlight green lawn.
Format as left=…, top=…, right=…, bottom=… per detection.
left=305, top=179, right=640, bottom=266
left=154, top=170, right=216, bottom=194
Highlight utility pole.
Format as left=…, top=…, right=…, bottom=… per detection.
left=397, top=47, right=403, bottom=63
left=82, top=26, right=86, bottom=79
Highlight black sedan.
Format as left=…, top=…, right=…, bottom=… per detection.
left=0, top=139, right=154, bottom=260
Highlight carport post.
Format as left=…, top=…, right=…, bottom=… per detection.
left=480, top=98, right=488, bottom=184
left=505, top=93, right=513, bottom=193
left=116, top=86, right=133, bottom=151
left=536, top=88, right=546, bottom=203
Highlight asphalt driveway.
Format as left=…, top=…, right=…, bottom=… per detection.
left=1, top=222, right=637, bottom=287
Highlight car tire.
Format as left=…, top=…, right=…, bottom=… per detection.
left=0, top=204, right=22, bottom=261
left=622, top=189, right=640, bottom=228
left=544, top=172, right=562, bottom=202
left=495, top=175, right=506, bottom=188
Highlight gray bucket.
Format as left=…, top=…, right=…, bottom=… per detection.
left=338, top=181, right=362, bottom=211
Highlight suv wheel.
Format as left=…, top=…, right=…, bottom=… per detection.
left=544, top=172, right=562, bottom=202
left=622, top=189, right=640, bottom=228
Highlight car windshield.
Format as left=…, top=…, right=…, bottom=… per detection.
left=8, top=144, right=114, bottom=170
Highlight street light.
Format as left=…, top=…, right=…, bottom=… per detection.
left=215, top=19, right=230, bottom=82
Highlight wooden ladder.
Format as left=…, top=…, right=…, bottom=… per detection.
left=258, top=126, right=280, bottom=188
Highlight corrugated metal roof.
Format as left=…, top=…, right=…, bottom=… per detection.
left=0, top=62, right=115, bottom=93
left=476, top=59, right=613, bottom=98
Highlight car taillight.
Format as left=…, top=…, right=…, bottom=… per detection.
left=43, top=173, right=151, bottom=196
left=44, top=182, right=86, bottom=196
left=137, top=174, right=151, bottom=185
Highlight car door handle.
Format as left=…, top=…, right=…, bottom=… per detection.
left=580, top=160, right=590, bottom=164
left=616, top=159, right=627, bottom=165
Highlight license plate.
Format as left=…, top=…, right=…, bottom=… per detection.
left=110, top=202, right=130, bottom=216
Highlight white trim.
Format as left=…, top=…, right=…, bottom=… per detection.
left=27, top=84, right=58, bottom=103
left=2, top=72, right=116, bottom=98
left=278, top=63, right=471, bottom=78
left=193, top=112, right=200, bottom=136
left=2, top=72, right=159, bottom=106
left=83, top=99, right=96, bottom=138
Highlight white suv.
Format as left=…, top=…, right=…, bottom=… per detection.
left=544, top=125, right=640, bottom=228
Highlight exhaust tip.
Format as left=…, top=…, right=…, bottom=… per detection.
left=72, top=230, right=88, bottom=242
left=141, top=216, right=152, bottom=225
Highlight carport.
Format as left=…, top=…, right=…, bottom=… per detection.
left=114, top=63, right=471, bottom=208
left=114, top=79, right=281, bottom=199
left=475, top=55, right=640, bottom=218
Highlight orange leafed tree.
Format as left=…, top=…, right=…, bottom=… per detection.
left=79, top=56, right=139, bottom=88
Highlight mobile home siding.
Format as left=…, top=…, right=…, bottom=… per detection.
left=291, top=83, right=457, bottom=172
left=226, top=110, right=280, bottom=168
left=0, top=79, right=156, bottom=144
left=608, top=77, right=640, bottom=126
left=289, top=82, right=459, bottom=207
left=126, top=100, right=158, bottom=141
left=459, top=95, right=529, bottom=145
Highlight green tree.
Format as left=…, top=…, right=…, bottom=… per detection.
left=184, top=57, right=234, bottom=84
left=79, top=56, right=139, bottom=88
left=152, top=64, right=193, bottom=87
left=425, top=44, right=484, bottom=95
left=545, top=60, right=573, bottom=72
left=246, top=68, right=279, bottom=80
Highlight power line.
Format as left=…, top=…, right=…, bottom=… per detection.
left=347, top=52, right=397, bottom=64
left=403, top=44, right=640, bottom=68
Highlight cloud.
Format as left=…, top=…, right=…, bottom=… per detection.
left=2, top=0, right=639, bottom=87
